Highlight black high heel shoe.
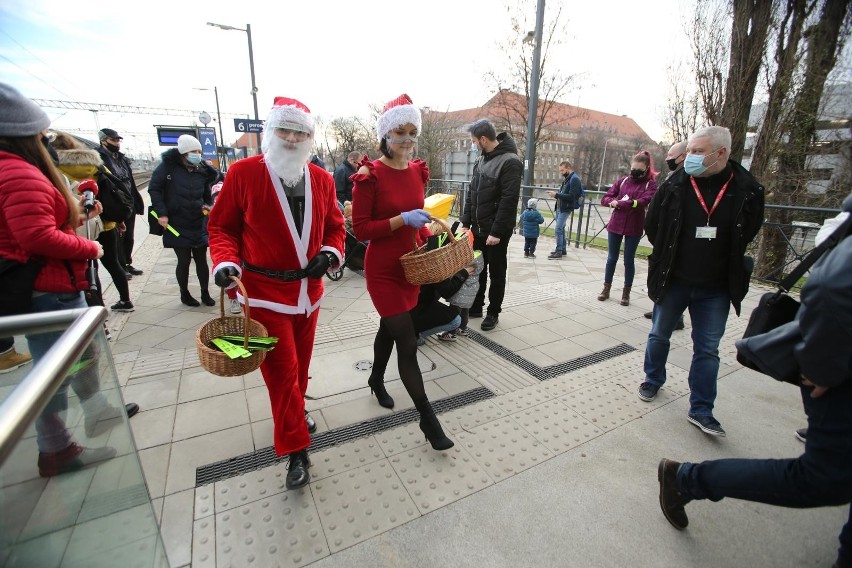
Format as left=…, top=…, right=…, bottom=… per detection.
left=419, top=412, right=454, bottom=451
left=367, top=377, right=394, bottom=409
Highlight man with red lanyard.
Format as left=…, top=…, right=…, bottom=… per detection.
left=639, top=126, right=764, bottom=437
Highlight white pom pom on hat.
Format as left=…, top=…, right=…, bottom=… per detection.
left=177, top=134, right=202, bottom=154
left=376, top=93, right=421, bottom=142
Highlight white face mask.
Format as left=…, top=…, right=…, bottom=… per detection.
left=265, top=135, right=313, bottom=185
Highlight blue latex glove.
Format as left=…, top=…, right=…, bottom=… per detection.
left=401, top=209, right=431, bottom=229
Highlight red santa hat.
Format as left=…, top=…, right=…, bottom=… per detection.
left=265, top=96, right=314, bottom=134
left=375, top=93, right=421, bottom=142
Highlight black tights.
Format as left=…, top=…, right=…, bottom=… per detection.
left=174, top=247, right=210, bottom=294
left=369, top=312, right=430, bottom=413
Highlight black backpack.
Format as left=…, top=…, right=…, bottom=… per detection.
left=97, top=167, right=134, bottom=222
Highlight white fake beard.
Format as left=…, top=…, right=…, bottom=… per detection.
left=265, top=136, right=313, bottom=186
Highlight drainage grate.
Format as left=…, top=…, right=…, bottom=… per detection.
left=195, top=386, right=495, bottom=486
left=541, top=343, right=637, bottom=379
left=466, top=329, right=635, bottom=381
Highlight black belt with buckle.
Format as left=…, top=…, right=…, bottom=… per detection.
left=242, top=261, right=306, bottom=281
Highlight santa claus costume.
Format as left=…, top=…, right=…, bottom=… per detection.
left=208, top=97, right=344, bottom=489
left=351, top=93, right=454, bottom=451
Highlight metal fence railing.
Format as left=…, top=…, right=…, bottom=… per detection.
left=427, top=178, right=843, bottom=287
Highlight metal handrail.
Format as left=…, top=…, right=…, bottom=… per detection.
left=0, top=306, right=107, bottom=467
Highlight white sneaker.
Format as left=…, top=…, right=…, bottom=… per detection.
left=229, top=298, right=242, bottom=315
left=438, top=331, right=457, bottom=342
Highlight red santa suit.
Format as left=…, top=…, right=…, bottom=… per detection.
left=208, top=157, right=344, bottom=455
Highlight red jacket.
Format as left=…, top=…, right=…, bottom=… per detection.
left=208, top=157, right=345, bottom=315
left=0, top=150, right=99, bottom=293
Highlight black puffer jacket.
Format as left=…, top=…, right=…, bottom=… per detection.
left=148, top=148, right=220, bottom=248
left=644, top=160, right=764, bottom=316
left=462, top=133, right=522, bottom=239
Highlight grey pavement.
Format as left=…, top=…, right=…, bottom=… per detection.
left=102, top=223, right=845, bottom=568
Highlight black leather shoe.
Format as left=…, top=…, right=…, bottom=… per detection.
left=125, top=403, right=140, bottom=419
left=481, top=314, right=499, bottom=331
left=658, top=459, right=690, bottom=529
left=305, top=411, right=317, bottom=434
left=126, top=266, right=144, bottom=276
left=286, top=450, right=310, bottom=489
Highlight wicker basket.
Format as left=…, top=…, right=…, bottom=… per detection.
left=400, top=217, right=474, bottom=285
left=196, top=277, right=268, bottom=377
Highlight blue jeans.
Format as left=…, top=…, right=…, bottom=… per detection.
left=26, top=291, right=88, bottom=452
left=605, top=232, right=641, bottom=287
left=643, top=280, right=730, bottom=417
left=677, top=383, right=852, bottom=565
left=419, top=315, right=462, bottom=339
left=554, top=211, right=570, bottom=253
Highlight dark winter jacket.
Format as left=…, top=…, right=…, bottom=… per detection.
left=519, top=207, right=545, bottom=238
left=644, top=160, right=764, bottom=316
left=97, top=145, right=143, bottom=215
left=333, top=160, right=356, bottom=203
left=411, top=269, right=468, bottom=333
left=555, top=172, right=583, bottom=212
left=462, top=133, right=522, bottom=239
left=601, top=173, right=658, bottom=237
left=148, top=148, right=220, bottom=248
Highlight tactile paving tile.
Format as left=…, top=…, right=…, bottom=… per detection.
left=492, top=384, right=554, bottom=414
left=389, top=444, right=494, bottom=513
left=215, top=463, right=289, bottom=514
left=129, top=349, right=186, bottom=379
left=313, top=460, right=419, bottom=552
left=441, top=399, right=506, bottom=433
left=192, top=517, right=216, bottom=568
left=560, top=381, right=660, bottom=431
left=374, top=422, right=428, bottom=456
left=309, top=437, right=386, bottom=482
left=511, top=399, right=604, bottom=453
left=195, top=484, right=215, bottom=519
left=457, top=417, right=553, bottom=481
left=216, top=488, right=328, bottom=568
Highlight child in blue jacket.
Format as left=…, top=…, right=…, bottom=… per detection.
left=519, top=198, right=545, bottom=258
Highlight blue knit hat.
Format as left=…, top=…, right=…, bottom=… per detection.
left=0, top=83, right=50, bottom=137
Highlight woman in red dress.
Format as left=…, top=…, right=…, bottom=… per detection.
left=351, top=94, right=453, bottom=450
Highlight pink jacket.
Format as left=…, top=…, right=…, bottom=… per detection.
left=601, top=175, right=658, bottom=237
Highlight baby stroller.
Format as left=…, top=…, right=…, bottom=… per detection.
left=326, top=202, right=367, bottom=281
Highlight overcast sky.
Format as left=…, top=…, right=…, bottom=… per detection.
left=1, top=0, right=692, bottom=157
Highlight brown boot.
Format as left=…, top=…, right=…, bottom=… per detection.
left=620, top=286, right=631, bottom=306
left=597, top=283, right=611, bottom=301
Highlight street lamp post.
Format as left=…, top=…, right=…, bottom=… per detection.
left=207, top=22, right=260, bottom=154
left=522, top=0, right=546, bottom=204
left=194, top=87, right=227, bottom=168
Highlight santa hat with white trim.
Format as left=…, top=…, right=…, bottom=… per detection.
left=261, top=96, right=314, bottom=152
left=375, top=93, right=421, bottom=142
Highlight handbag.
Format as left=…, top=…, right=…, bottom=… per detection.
left=736, top=214, right=852, bottom=374
left=0, top=257, right=44, bottom=316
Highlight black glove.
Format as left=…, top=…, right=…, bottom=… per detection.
left=305, top=253, right=333, bottom=279
left=214, top=266, right=240, bottom=288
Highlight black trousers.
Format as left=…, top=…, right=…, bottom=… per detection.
left=120, top=214, right=137, bottom=267
left=471, top=234, right=510, bottom=316
left=97, top=229, right=130, bottom=302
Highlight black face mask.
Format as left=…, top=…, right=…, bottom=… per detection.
left=42, top=136, right=59, bottom=164
left=666, top=158, right=678, bottom=171
left=630, top=168, right=646, bottom=180
left=104, top=142, right=120, bottom=153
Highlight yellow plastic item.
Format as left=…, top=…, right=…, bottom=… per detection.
left=423, top=193, right=456, bottom=220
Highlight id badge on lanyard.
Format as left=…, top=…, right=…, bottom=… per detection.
left=691, top=173, right=733, bottom=240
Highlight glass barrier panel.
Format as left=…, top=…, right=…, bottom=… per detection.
left=0, top=322, right=167, bottom=568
